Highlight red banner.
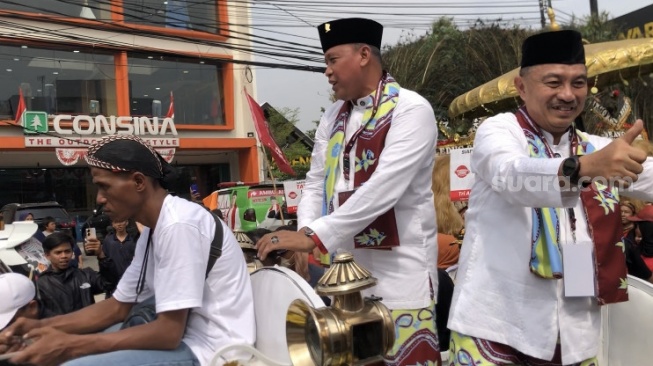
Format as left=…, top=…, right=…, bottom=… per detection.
left=166, top=91, right=174, bottom=118
left=244, top=89, right=295, bottom=176
left=15, top=88, right=26, bottom=125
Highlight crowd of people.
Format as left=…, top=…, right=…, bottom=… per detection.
left=1, top=17, right=653, bottom=366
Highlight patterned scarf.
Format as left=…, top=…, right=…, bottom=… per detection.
left=322, top=72, right=399, bottom=216
left=517, top=108, right=628, bottom=305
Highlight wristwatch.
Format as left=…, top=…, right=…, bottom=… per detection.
left=561, top=155, right=581, bottom=185
left=304, top=227, right=328, bottom=254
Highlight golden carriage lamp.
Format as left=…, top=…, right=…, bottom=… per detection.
left=286, top=252, right=394, bottom=366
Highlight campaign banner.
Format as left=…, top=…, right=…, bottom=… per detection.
left=283, top=180, right=305, bottom=214
left=450, top=148, right=474, bottom=201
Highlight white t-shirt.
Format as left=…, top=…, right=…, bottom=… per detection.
left=113, top=195, right=255, bottom=365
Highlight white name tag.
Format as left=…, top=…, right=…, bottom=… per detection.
left=562, top=242, right=596, bottom=297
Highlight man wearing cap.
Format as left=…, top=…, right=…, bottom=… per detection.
left=447, top=30, right=653, bottom=365
left=0, top=135, right=255, bottom=366
left=256, top=18, right=439, bottom=365
left=0, top=273, right=43, bottom=366
left=0, top=273, right=40, bottom=331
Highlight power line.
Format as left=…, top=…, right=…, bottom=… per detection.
left=0, top=0, right=559, bottom=72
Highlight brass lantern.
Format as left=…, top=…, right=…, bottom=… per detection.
left=286, top=252, right=395, bottom=365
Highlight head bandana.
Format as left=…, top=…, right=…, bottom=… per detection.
left=85, top=135, right=174, bottom=189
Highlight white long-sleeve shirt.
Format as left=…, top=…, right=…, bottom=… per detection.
left=298, top=88, right=438, bottom=310
left=448, top=112, right=653, bottom=364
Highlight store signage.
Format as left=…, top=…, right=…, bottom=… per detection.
left=55, top=147, right=176, bottom=166
left=50, top=115, right=178, bottom=136
left=610, top=4, right=653, bottom=39
left=23, top=113, right=179, bottom=148
left=23, top=112, right=48, bottom=134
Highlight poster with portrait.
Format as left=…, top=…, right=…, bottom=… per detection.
left=15, top=237, right=50, bottom=274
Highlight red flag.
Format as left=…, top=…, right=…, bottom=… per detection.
left=166, top=91, right=174, bottom=118
left=15, top=88, right=26, bottom=125
left=244, top=89, right=295, bottom=176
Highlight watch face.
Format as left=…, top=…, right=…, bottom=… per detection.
left=304, top=228, right=314, bottom=236
left=562, top=157, right=578, bottom=177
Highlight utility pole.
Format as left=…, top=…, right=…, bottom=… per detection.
left=538, top=0, right=546, bottom=29
left=590, top=0, right=599, bottom=17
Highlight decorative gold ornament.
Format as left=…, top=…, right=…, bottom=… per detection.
left=546, top=8, right=561, bottom=31
left=586, top=94, right=634, bottom=138
left=449, top=37, right=653, bottom=118
left=325, top=23, right=331, bottom=33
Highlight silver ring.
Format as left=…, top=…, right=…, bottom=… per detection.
left=271, top=236, right=279, bottom=244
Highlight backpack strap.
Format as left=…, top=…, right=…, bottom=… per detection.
left=206, top=213, right=224, bottom=279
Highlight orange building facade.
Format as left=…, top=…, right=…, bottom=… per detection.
left=0, top=1, right=263, bottom=213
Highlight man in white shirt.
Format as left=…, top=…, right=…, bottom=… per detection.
left=256, top=17, right=440, bottom=365
left=0, top=135, right=255, bottom=366
left=448, top=30, right=653, bottom=365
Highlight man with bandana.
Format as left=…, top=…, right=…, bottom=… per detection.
left=447, top=30, right=653, bottom=365
left=256, top=18, right=440, bottom=365
left=0, top=135, right=255, bottom=366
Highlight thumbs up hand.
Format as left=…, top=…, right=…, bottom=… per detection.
left=578, top=119, right=648, bottom=187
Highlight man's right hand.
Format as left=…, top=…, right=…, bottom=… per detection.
left=578, top=119, right=647, bottom=187
left=0, top=317, right=42, bottom=353
left=84, top=238, right=102, bottom=257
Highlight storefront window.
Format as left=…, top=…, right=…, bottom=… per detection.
left=0, top=0, right=111, bottom=21
left=171, top=164, right=231, bottom=199
left=0, top=164, right=230, bottom=214
left=0, top=168, right=90, bottom=211
left=122, top=0, right=219, bottom=33
left=128, top=54, right=226, bottom=125
left=0, top=45, right=117, bottom=120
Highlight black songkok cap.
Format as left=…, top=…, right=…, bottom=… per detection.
left=85, top=135, right=176, bottom=189
left=520, top=30, right=585, bottom=68
left=317, top=18, right=383, bottom=53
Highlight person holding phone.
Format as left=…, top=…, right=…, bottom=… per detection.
left=189, top=177, right=201, bottom=204
left=36, top=232, right=119, bottom=317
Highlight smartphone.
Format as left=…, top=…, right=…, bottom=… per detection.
left=84, top=227, right=97, bottom=256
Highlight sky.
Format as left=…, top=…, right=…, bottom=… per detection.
left=251, top=0, right=651, bottom=132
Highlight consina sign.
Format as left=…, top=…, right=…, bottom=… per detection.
left=23, top=113, right=179, bottom=147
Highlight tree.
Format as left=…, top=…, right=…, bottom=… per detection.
left=265, top=106, right=312, bottom=181
left=382, top=14, right=653, bottom=140
left=305, top=107, right=324, bottom=140
left=382, top=17, right=532, bottom=134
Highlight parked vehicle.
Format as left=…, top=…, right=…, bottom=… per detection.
left=1, top=201, right=77, bottom=240
left=207, top=182, right=287, bottom=232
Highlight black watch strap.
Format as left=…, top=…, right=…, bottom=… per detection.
left=567, top=156, right=581, bottom=185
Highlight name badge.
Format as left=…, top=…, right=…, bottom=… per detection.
left=562, top=242, right=596, bottom=297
